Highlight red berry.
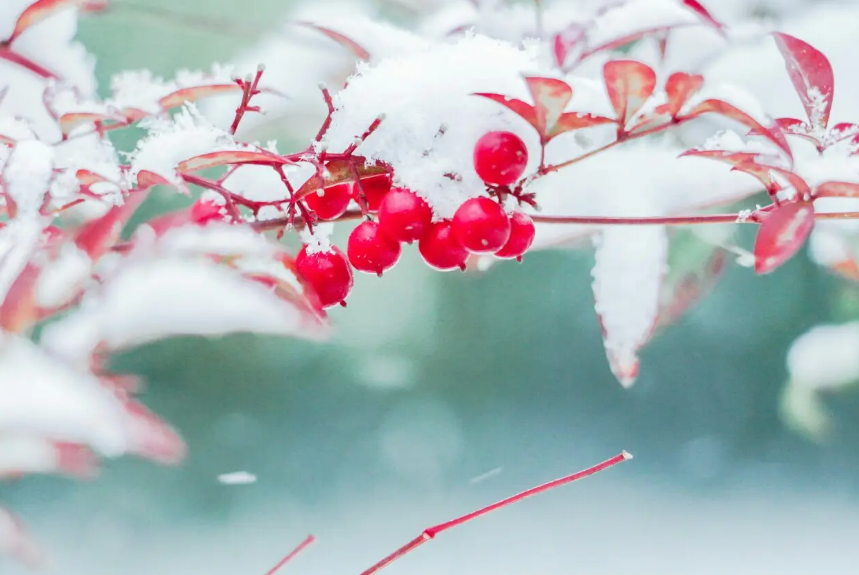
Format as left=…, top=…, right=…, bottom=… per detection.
left=347, top=221, right=401, bottom=276
left=451, top=197, right=511, bottom=253
left=473, top=131, right=528, bottom=186
left=353, top=174, right=392, bottom=213
left=494, top=211, right=535, bottom=261
left=305, top=183, right=352, bottom=221
left=377, top=187, right=433, bottom=244
left=419, top=220, right=469, bottom=271
left=190, top=198, right=224, bottom=224
left=295, top=245, right=354, bottom=308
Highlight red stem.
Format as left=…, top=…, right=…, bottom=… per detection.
left=357, top=451, right=632, bottom=575
left=261, top=534, right=315, bottom=575
left=0, top=47, right=57, bottom=79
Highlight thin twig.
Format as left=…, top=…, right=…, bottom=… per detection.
left=357, top=452, right=632, bottom=575
left=261, top=534, right=315, bottom=575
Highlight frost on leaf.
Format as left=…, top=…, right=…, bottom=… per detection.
left=603, top=60, right=657, bottom=129
left=773, top=33, right=834, bottom=130
left=40, top=224, right=327, bottom=363
left=754, top=200, right=815, bottom=274
left=0, top=332, right=177, bottom=459
left=684, top=99, right=793, bottom=160
left=129, top=105, right=254, bottom=187
left=592, top=225, right=668, bottom=387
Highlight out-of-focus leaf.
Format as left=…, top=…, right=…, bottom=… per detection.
left=754, top=200, right=815, bottom=274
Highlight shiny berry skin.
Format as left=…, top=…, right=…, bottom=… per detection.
left=305, top=183, right=352, bottom=221
left=377, top=187, right=433, bottom=244
left=419, top=220, right=469, bottom=271
left=473, top=131, right=528, bottom=186
left=451, top=197, right=511, bottom=254
left=494, top=211, right=536, bottom=261
left=295, top=245, right=354, bottom=308
left=353, top=174, right=392, bottom=213
left=347, top=221, right=402, bottom=276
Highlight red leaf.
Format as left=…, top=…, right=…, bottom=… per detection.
left=136, top=170, right=172, bottom=189
left=664, top=72, right=704, bottom=117
left=553, top=23, right=586, bottom=68
left=176, top=150, right=291, bottom=173
left=59, top=112, right=127, bottom=136
left=685, top=99, right=793, bottom=159
left=773, top=33, right=834, bottom=129
left=768, top=167, right=811, bottom=198
left=814, top=181, right=859, bottom=198
left=681, top=149, right=781, bottom=190
left=75, top=169, right=110, bottom=187
left=158, top=84, right=242, bottom=111
left=296, top=22, right=370, bottom=61
left=603, top=60, right=657, bottom=127
left=547, top=112, right=615, bottom=140
left=681, top=0, right=726, bottom=33
left=829, top=122, right=859, bottom=144
left=753, top=200, right=815, bottom=274
left=525, top=76, right=573, bottom=139
left=473, top=93, right=538, bottom=128
left=8, top=0, right=107, bottom=43
left=74, top=190, right=150, bottom=259
left=0, top=263, right=41, bottom=333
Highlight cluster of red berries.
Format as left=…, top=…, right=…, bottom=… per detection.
left=296, top=130, right=536, bottom=308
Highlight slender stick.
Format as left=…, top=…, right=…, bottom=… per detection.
left=261, top=534, right=315, bottom=575
left=357, top=451, right=632, bottom=575
left=0, top=47, right=57, bottom=79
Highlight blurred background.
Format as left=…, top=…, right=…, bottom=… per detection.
left=6, top=1, right=859, bottom=573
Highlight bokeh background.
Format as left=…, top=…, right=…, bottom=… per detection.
left=6, top=1, right=859, bottom=573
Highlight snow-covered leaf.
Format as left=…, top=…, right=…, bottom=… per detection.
left=773, top=32, right=834, bottom=129
left=0, top=436, right=97, bottom=478
left=176, top=150, right=290, bottom=173
left=684, top=99, right=793, bottom=159
left=158, top=84, right=242, bottom=111
left=592, top=225, right=668, bottom=387
left=754, top=200, right=815, bottom=274
left=8, top=0, right=107, bottom=43
left=603, top=60, right=657, bottom=128
left=74, top=189, right=149, bottom=259
left=553, top=23, right=585, bottom=69
left=58, top=112, right=127, bottom=137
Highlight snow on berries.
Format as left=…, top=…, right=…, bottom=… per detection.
left=304, top=182, right=352, bottom=220
left=473, top=131, right=528, bottom=186
left=295, top=245, right=354, bottom=308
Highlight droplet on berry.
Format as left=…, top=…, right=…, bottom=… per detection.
left=190, top=198, right=224, bottom=224
left=494, top=211, right=535, bottom=261
left=451, top=197, right=511, bottom=254
left=377, top=187, right=433, bottom=244
left=419, top=220, right=469, bottom=271
left=353, top=173, right=393, bottom=213
left=473, top=131, right=528, bottom=186
left=305, top=183, right=352, bottom=220
left=295, top=245, right=354, bottom=308
left=347, top=221, right=402, bottom=276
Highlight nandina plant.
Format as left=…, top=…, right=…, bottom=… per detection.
left=2, top=0, right=859, bottom=569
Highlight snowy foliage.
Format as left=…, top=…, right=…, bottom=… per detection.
left=3, top=0, right=859, bottom=564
